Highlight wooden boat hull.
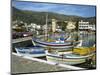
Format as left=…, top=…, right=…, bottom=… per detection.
left=45, top=51, right=95, bottom=65
left=32, top=38, right=79, bottom=49
left=46, top=55, right=86, bottom=65
left=15, top=47, right=45, bottom=57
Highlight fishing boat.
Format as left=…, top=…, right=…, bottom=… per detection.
left=32, top=18, right=80, bottom=49
left=45, top=46, right=95, bottom=65
left=32, top=38, right=80, bottom=49
left=15, top=46, right=45, bottom=57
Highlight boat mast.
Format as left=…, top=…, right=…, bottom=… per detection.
left=74, top=21, right=79, bottom=41
left=45, top=13, right=48, bottom=40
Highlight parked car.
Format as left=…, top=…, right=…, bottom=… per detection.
left=12, top=32, right=33, bottom=39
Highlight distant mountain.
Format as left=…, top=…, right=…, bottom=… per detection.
left=12, top=7, right=96, bottom=25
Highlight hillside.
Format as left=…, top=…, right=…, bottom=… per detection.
left=12, top=7, right=96, bottom=25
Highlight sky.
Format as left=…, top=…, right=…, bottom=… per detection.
left=12, top=0, right=96, bottom=17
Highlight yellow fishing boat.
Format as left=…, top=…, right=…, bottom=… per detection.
left=45, top=46, right=96, bottom=65
left=73, top=46, right=96, bottom=56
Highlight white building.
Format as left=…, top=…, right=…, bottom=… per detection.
left=79, top=20, right=95, bottom=31
left=28, top=23, right=42, bottom=31
left=79, top=20, right=89, bottom=30
left=88, top=24, right=96, bottom=31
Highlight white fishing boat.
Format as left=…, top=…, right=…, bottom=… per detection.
left=15, top=46, right=46, bottom=57
left=32, top=18, right=79, bottom=49
left=32, top=38, right=80, bottom=49
left=45, top=46, right=95, bottom=65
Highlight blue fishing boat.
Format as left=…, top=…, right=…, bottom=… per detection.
left=32, top=38, right=80, bottom=49
left=32, top=18, right=79, bottom=49
left=15, top=46, right=45, bottom=57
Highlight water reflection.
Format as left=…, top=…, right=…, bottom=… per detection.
left=80, top=32, right=96, bottom=47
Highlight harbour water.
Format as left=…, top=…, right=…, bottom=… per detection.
left=80, top=32, right=95, bottom=47
left=75, top=32, right=96, bottom=69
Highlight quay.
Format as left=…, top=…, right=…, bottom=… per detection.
left=11, top=53, right=84, bottom=74
left=12, top=37, right=33, bottom=52
left=12, top=36, right=32, bottom=44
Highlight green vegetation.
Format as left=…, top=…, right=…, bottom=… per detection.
left=12, top=7, right=96, bottom=25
